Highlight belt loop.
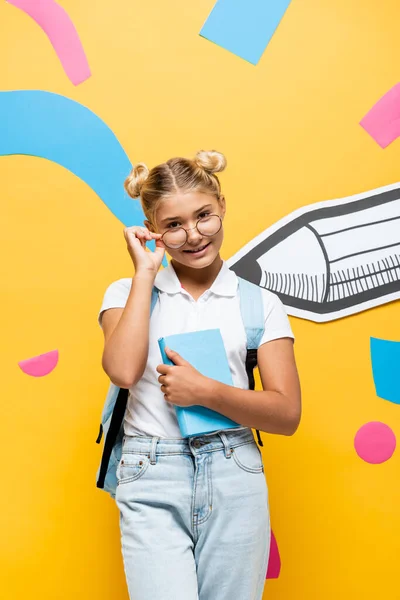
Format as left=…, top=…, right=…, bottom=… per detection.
left=219, top=432, right=232, bottom=458
left=150, top=436, right=159, bottom=465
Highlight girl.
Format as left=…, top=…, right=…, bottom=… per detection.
left=99, top=150, right=301, bottom=600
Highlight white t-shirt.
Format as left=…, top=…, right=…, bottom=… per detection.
left=99, top=261, right=294, bottom=438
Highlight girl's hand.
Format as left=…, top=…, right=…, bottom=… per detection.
left=156, top=348, right=213, bottom=407
left=124, top=226, right=165, bottom=276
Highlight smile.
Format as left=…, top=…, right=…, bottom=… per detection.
left=183, top=242, right=211, bottom=254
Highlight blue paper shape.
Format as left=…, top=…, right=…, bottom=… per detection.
left=200, top=0, right=292, bottom=65
left=0, top=90, right=166, bottom=263
left=158, top=329, right=239, bottom=437
left=370, top=337, right=400, bottom=405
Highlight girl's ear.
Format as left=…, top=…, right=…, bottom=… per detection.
left=219, top=195, right=226, bottom=218
left=144, top=220, right=156, bottom=233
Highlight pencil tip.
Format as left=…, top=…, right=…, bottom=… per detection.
left=230, top=254, right=262, bottom=285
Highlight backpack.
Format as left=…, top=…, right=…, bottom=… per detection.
left=96, top=276, right=265, bottom=498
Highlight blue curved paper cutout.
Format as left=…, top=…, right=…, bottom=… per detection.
left=0, top=91, right=163, bottom=259
left=370, top=337, right=400, bottom=405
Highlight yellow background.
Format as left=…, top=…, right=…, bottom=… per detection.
left=1, top=0, right=400, bottom=598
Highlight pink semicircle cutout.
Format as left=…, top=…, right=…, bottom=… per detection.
left=18, top=349, right=59, bottom=377
left=266, top=530, right=281, bottom=579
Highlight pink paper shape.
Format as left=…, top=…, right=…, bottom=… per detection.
left=18, top=349, right=59, bottom=377
left=7, top=0, right=91, bottom=85
left=266, top=530, right=281, bottom=579
left=354, top=421, right=396, bottom=464
left=360, top=83, right=400, bottom=148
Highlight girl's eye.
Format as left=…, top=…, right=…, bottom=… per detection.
left=198, top=212, right=211, bottom=219
left=167, top=221, right=181, bottom=229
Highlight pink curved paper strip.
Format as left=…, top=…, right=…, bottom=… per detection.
left=7, top=0, right=91, bottom=85
left=266, top=530, right=281, bottom=579
left=18, top=349, right=59, bottom=377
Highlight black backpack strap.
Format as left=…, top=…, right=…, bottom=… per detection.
left=245, top=348, right=263, bottom=447
left=96, top=387, right=129, bottom=489
left=95, top=424, right=103, bottom=444
left=255, top=429, right=263, bottom=446
left=245, top=348, right=258, bottom=391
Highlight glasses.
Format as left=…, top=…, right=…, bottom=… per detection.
left=161, top=214, right=222, bottom=249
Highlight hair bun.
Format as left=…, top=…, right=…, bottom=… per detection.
left=194, top=150, right=226, bottom=175
left=124, top=163, right=150, bottom=198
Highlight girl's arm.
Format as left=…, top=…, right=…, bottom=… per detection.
left=204, top=338, right=301, bottom=436
left=101, top=225, right=165, bottom=388
left=101, top=273, right=155, bottom=388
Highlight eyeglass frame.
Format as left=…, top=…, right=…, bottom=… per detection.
left=160, top=213, right=223, bottom=249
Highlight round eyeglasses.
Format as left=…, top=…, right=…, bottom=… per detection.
left=161, top=214, right=222, bottom=249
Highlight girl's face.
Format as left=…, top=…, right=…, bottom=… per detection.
left=151, top=192, right=225, bottom=269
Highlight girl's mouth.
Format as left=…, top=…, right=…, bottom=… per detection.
left=183, top=242, right=211, bottom=255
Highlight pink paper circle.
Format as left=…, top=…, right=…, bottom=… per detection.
left=354, top=422, right=396, bottom=464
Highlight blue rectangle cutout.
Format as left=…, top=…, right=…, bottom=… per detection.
left=370, top=337, right=400, bottom=405
left=200, top=0, right=292, bottom=65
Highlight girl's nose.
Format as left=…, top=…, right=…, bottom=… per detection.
left=186, top=224, right=203, bottom=245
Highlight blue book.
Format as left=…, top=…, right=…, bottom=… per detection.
left=158, top=329, right=239, bottom=437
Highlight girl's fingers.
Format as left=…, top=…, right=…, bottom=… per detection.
left=156, top=364, right=169, bottom=375
left=136, top=228, right=148, bottom=240
left=124, top=227, right=164, bottom=255
left=124, top=226, right=162, bottom=239
left=129, top=231, right=145, bottom=244
left=125, top=229, right=146, bottom=245
left=145, top=230, right=163, bottom=240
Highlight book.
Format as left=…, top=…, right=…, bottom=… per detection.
left=158, top=329, right=239, bottom=437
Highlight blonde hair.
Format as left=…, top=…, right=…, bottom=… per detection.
left=124, top=150, right=227, bottom=225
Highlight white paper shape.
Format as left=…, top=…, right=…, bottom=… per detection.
left=228, top=182, right=400, bottom=322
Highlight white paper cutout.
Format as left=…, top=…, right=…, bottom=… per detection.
left=228, top=182, right=400, bottom=322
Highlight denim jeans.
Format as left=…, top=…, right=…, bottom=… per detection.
left=115, top=428, right=270, bottom=600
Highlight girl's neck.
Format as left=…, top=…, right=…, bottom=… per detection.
left=171, top=255, right=223, bottom=298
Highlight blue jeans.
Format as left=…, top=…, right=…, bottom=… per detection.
left=115, top=428, right=270, bottom=600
